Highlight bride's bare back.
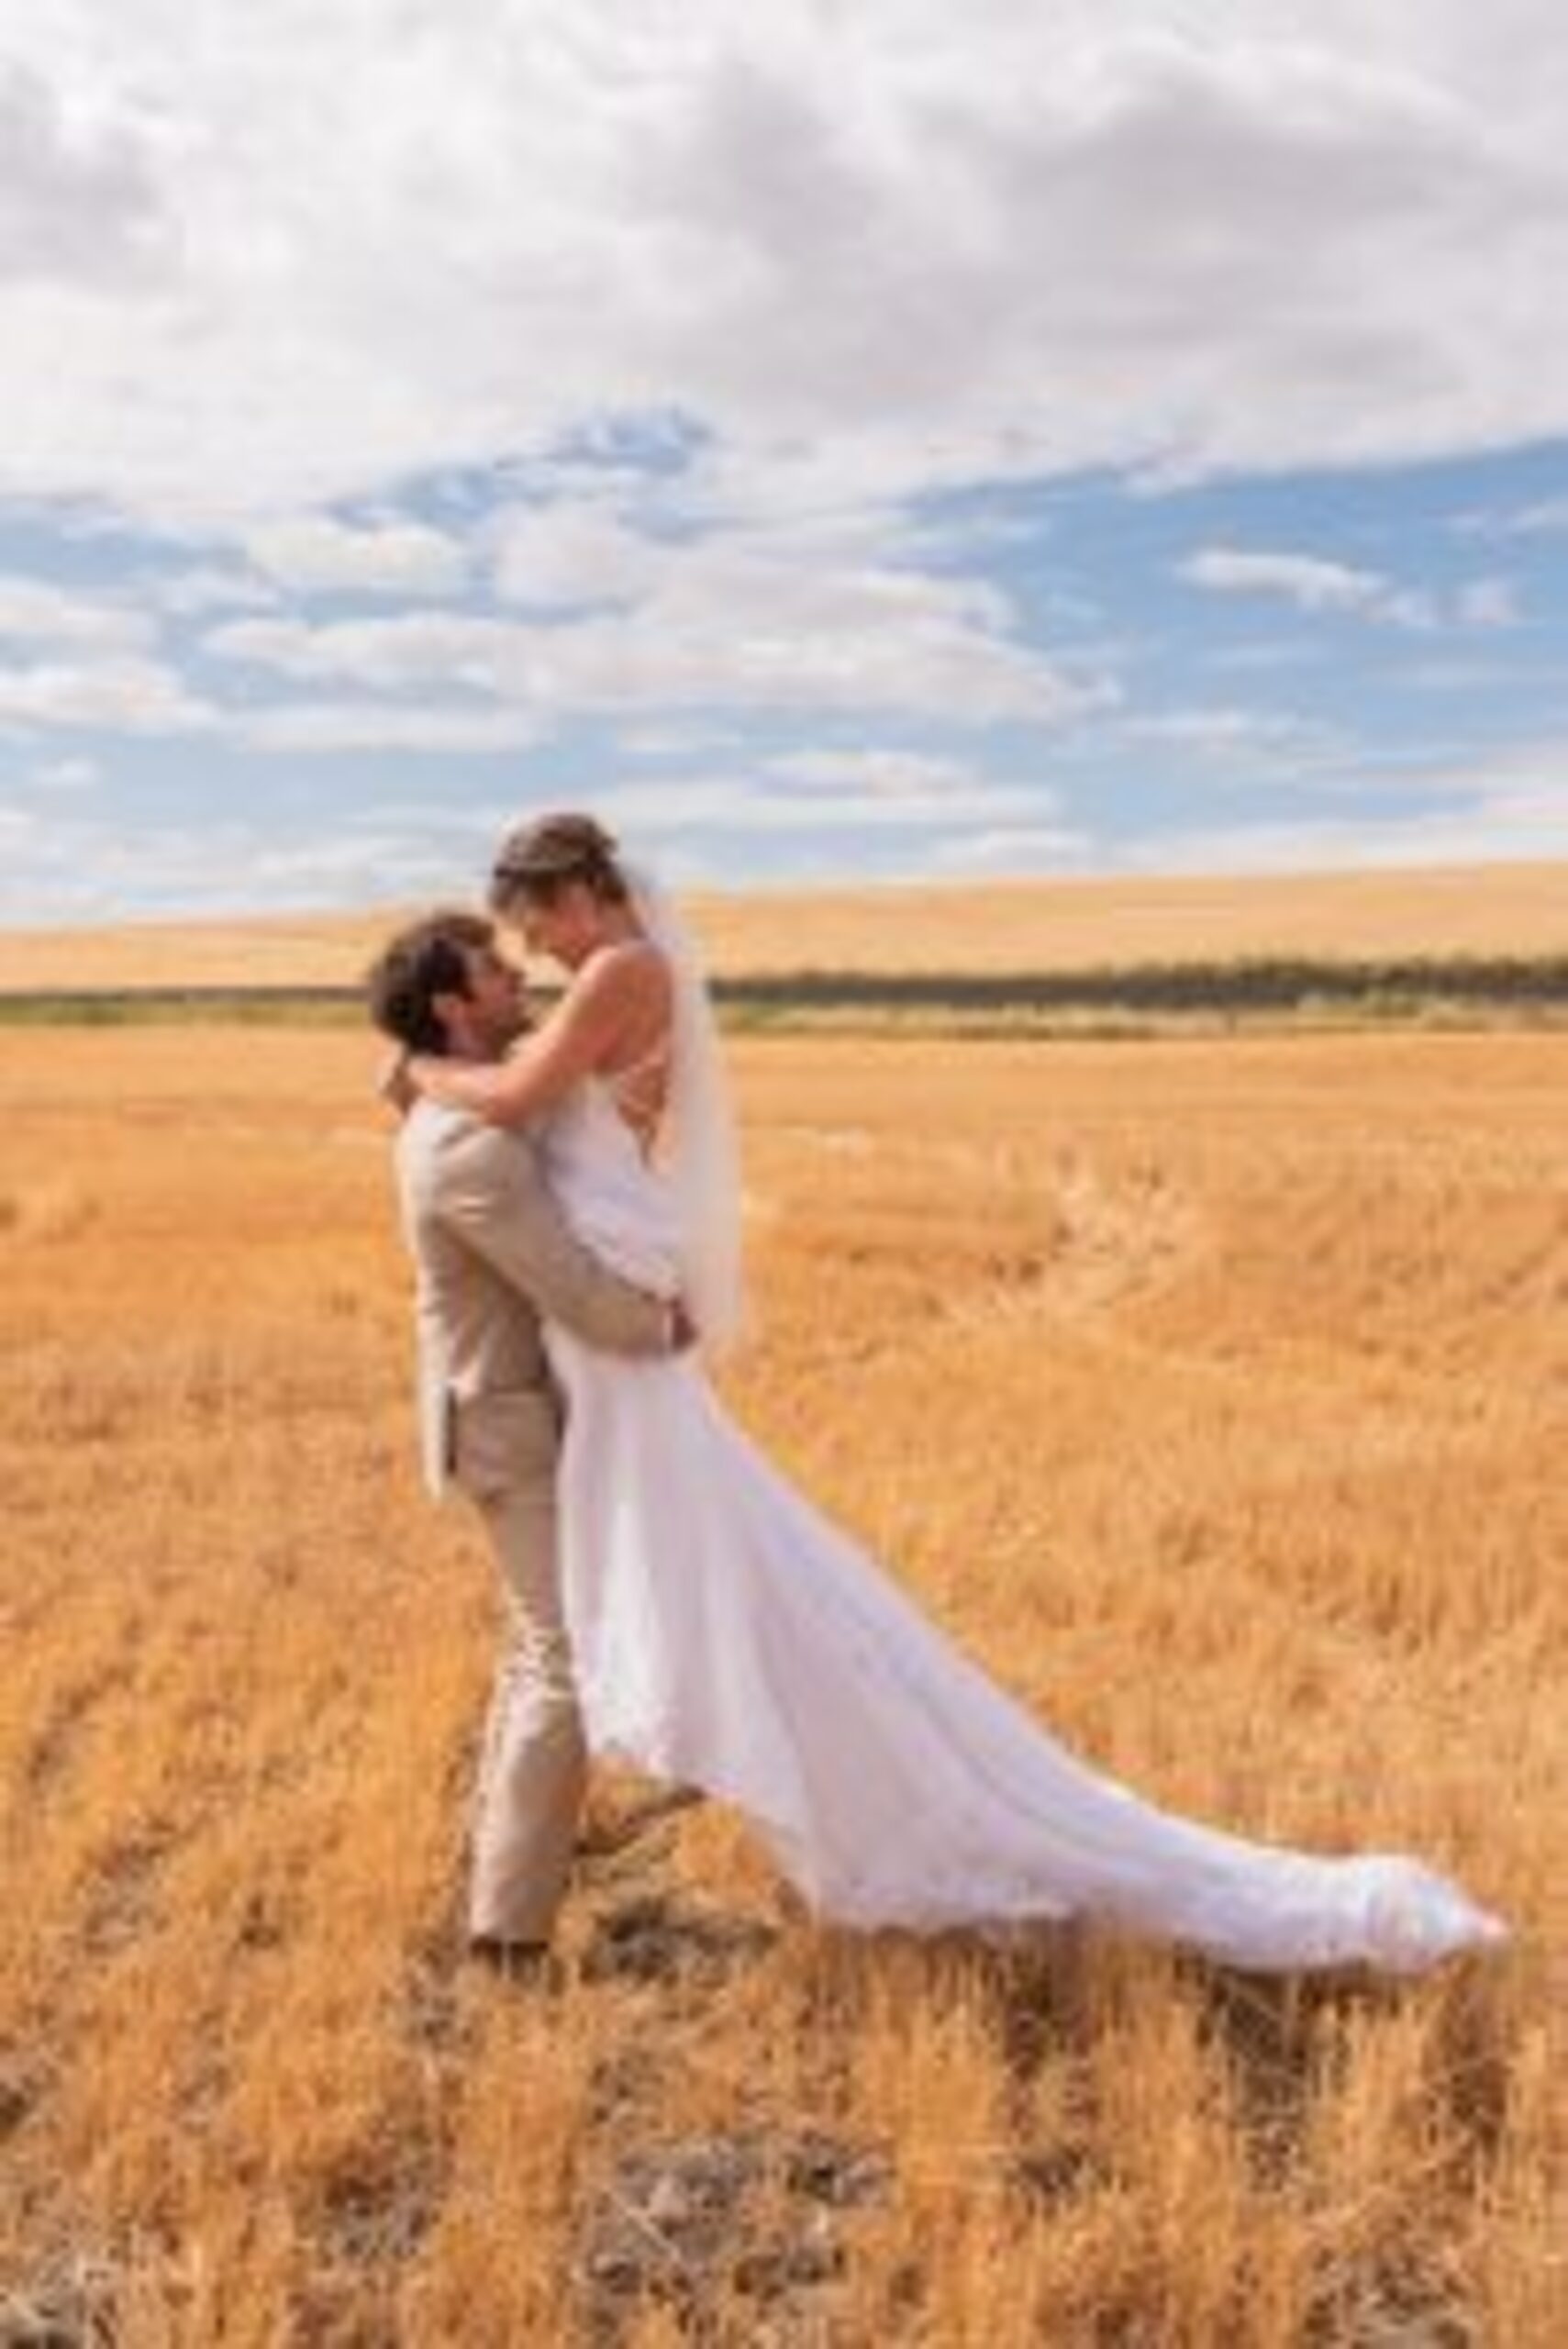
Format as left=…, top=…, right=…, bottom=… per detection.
left=580, top=937, right=674, bottom=1154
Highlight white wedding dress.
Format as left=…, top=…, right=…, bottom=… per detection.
left=534, top=1075, right=1506, bottom=1976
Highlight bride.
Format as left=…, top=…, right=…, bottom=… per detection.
left=395, top=810, right=1506, bottom=1975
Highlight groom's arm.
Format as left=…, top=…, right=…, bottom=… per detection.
left=435, top=1121, right=674, bottom=1356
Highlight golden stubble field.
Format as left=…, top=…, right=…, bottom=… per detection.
left=1, top=1022, right=1563, bottom=2343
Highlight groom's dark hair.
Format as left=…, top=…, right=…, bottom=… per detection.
left=364, top=910, right=495, bottom=1055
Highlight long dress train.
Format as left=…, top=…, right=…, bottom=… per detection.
left=538, top=1078, right=1506, bottom=1975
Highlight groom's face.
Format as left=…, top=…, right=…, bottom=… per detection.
left=439, top=940, right=528, bottom=1059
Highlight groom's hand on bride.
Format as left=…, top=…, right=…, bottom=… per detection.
left=375, top=1048, right=418, bottom=1118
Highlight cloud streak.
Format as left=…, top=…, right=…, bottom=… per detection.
left=1181, top=548, right=1436, bottom=629
left=208, top=536, right=1099, bottom=728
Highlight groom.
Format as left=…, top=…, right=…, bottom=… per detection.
left=366, top=910, right=684, bottom=1966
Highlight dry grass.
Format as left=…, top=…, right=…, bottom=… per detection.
left=1, top=1023, right=1562, bottom=2343
left=0, top=857, right=1564, bottom=992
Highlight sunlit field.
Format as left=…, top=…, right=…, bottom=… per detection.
left=2, top=857, right=1567, bottom=990
left=2, top=1023, right=1562, bottom=2343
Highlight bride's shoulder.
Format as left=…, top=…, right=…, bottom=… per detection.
left=586, top=933, right=665, bottom=971
left=577, top=937, right=672, bottom=1001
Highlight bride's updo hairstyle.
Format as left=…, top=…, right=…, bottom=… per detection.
left=488, top=811, right=630, bottom=916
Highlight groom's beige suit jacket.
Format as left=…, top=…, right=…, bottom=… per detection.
left=395, top=1098, right=669, bottom=1502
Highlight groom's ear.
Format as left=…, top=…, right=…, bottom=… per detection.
left=428, top=988, right=464, bottom=1051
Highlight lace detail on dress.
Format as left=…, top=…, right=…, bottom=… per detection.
left=601, top=1030, right=673, bottom=1155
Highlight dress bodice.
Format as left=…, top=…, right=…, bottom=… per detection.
left=538, top=1076, right=684, bottom=1298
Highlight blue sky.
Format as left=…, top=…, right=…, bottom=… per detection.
left=2, top=3, right=1567, bottom=924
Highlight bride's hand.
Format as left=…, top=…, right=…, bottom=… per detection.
left=376, top=1047, right=418, bottom=1117
left=669, top=1299, right=697, bottom=1353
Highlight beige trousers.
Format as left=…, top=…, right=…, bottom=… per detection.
left=467, top=1480, right=586, bottom=1943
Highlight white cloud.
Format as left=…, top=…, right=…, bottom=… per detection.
left=0, top=804, right=475, bottom=925
left=928, top=823, right=1093, bottom=874
left=1182, top=547, right=1528, bottom=633
left=0, top=655, right=215, bottom=733
left=611, top=532, right=1087, bottom=723
left=1512, top=499, right=1568, bottom=534
left=241, top=699, right=543, bottom=754
left=1119, top=736, right=1568, bottom=875
left=1203, top=640, right=1325, bottom=675
left=1121, top=797, right=1568, bottom=878
left=0, top=768, right=1073, bottom=923
left=615, top=721, right=747, bottom=759
left=1454, top=575, right=1518, bottom=629
left=28, top=752, right=99, bottom=790
left=1118, top=705, right=1346, bottom=772
left=245, top=514, right=469, bottom=596
left=1180, top=548, right=1437, bottom=629
left=761, top=749, right=981, bottom=801
left=584, top=773, right=1063, bottom=839
left=0, top=59, right=170, bottom=289
left=4, top=6, right=1568, bottom=524
left=491, top=504, right=663, bottom=609
left=1398, top=654, right=1556, bottom=693
left=210, top=612, right=521, bottom=694
left=0, top=574, right=152, bottom=650
left=150, top=564, right=279, bottom=617
left=207, top=540, right=1099, bottom=727
left=1462, top=493, right=1568, bottom=539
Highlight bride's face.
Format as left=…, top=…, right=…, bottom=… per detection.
left=509, top=880, right=603, bottom=968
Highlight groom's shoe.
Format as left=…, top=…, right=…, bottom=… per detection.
left=467, top=1933, right=556, bottom=1985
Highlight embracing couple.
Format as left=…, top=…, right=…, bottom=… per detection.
left=369, top=812, right=1506, bottom=1978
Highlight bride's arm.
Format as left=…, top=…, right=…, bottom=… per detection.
left=405, top=953, right=631, bottom=1128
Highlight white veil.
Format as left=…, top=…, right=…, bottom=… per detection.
left=626, top=861, right=749, bottom=1358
